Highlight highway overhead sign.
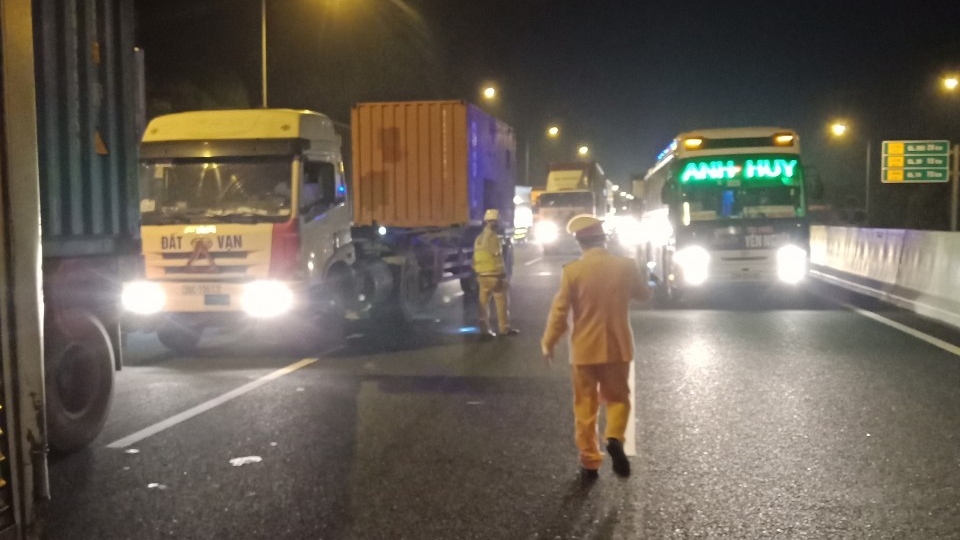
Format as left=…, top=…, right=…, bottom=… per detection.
left=882, top=140, right=950, bottom=183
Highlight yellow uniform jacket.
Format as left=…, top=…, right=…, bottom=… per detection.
left=542, top=247, right=651, bottom=364
left=473, top=226, right=505, bottom=276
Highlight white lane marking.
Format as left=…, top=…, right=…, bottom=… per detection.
left=107, top=355, right=328, bottom=448
left=524, top=257, right=543, bottom=267
left=625, top=361, right=637, bottom=457
left=845, top=303, right=960, bottom=357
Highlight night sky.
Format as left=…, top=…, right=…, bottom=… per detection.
left=137, top=0, right=960, bottom=228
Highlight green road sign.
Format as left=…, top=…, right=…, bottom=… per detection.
left=882, top=140, right=950, bottom=183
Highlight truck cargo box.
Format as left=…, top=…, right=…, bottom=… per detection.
left=351, top=101, right=515, bottom=228
left=35, top=0, right=141, bottom=258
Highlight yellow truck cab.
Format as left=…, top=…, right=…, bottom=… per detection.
left=127, top=109, right=355, bottom=352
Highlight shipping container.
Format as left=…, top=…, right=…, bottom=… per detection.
left=351, top=100, right=516, bottom=228
left=35, top=0, right=141, bottom=258
left=33, top=0, right=142, bottom=455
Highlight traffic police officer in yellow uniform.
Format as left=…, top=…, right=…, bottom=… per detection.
left=541, top=215, right=651, bottom=481
left=473, top=209, right=519, bottom=339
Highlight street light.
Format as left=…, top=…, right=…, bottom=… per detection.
left=578, top=145, right=590, bottom=157
left=262, top=0, right=268, bottom=107
left=827, top=120, right=874, bottom=226
left=944, top=76, right=959, bottom=91
left=547, top=126, right=560, bottom=138
left=482, top=86, right=497, bottom=100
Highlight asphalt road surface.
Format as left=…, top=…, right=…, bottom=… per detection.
left=42, top=243, right=960, bottom=539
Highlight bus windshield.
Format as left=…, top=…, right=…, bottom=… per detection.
left=681, top=184, right=803, bottom=221
left=139, top=157, right=293, bottom=225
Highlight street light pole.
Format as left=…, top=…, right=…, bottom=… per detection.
left=864, top=140, right=871, bottom=227
left=261, top=0, right=268, bottom=108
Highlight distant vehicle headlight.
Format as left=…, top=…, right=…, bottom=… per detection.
left=673, top=246, right=710, bottom=286
left=514, top=206, right=534, bottom=229
left=615, top=217, right=643, bottom=247
left=534, top=220, right=560, bottom=244
left=122, top=281, right=166, bottom=315
left=241, top=280, right=295, bottom=318
left=776, top=245, right=807, bottom=284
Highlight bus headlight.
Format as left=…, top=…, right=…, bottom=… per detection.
left=122, top=281, right=166, bottom=315
left=534, top=220, right=560, bottom=244
left=241, top=280, right=295, bottom=318
left=776, top=245, right=807, bottom=284
left=674, top=246, right=710, bottom=286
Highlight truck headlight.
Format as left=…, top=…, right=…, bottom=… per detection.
left=776, top=245, right=807, bottom=284
left=122, top=281, right=166, bottom=315
left=674, top=246, right=710, bottom=286
left=241, top=280, right=295, bottom=318
left=534, top=220, right=560, bottom=244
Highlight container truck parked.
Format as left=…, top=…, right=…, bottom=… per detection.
left=125, top=102, right=516, bottom=351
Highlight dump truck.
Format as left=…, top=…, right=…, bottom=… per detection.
left=125, top=101, right=516, bottom=351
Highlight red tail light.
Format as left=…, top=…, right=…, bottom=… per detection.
left=270, top=219, right=300, bottom=278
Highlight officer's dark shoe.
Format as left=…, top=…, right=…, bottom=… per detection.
left=479, top=331, right=496, bottom=341
left=606, top=438, right=631, bottom=477
left=578, top=467, right=599, bottom=484
left=499, top=328, right=520, bottom=337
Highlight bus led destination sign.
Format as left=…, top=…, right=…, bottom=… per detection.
left=680, top=158, right=798, bottom=183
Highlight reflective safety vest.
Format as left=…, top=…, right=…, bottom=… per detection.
left=473, top=227, right=505, bottom=276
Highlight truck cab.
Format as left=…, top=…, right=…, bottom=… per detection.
left=127, top=109, right=356, bottom=352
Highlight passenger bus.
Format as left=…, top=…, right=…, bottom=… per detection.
left=635, top=127, right=817, bottom=302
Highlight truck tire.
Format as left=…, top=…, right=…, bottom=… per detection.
left=45, top=310, right=115, bottom=454
left=459, top=274, right=479, bottom=308
left=398, top=249, right=436, bottom=319
left=157, top=320, right=203, bottom=355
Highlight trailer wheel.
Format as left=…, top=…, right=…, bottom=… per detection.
left=157, top=320, right=203, bottom=355
left=398, top=250, right=436, bottom=319
left=45, top=310, right=115, bottom=454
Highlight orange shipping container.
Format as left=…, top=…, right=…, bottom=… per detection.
left=351, top=101, right=516, bottom=228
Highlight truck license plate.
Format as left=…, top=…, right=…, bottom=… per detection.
left=182, top=284, right=222, bottom=295
left=204, top=294, right=230, bottom=306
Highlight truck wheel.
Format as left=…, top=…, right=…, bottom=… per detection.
left=45, top=310, right=115, bottom=454
left=398, top=250, right=435, bottom=319
left=460, top=274, right=480, bottom=307
left=157, top=322, right=203, bottom=354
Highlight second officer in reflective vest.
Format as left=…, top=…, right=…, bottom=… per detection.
left=473, top=209, right=519, bottom=339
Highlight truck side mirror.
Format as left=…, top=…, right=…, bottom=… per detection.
left=805, top=166, right=824, bottom=200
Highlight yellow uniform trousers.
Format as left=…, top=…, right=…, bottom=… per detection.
left=477, top=275, right=510, bottom=333
left=572, top=362, right=631, bottom=470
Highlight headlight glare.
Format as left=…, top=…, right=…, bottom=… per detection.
left=534, top=220, right=560, bottom=244
left=776, top=245, right=807, bottom=284
left=241, top=280, right=295, bottom=318
left=674, top=246, right=710, bottom=286
left=122, top=281, right=166, bottom=315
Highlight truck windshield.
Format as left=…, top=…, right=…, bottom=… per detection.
left=681, top=184, right=803, bottom=221
left=538, top=191, right=594, bottom=209
left=139, top=157, right=293, bottom=224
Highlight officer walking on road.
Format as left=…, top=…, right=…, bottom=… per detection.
left=541, top=215, right=651, bottom=481
left=473, top=209, right=519, bottom=340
